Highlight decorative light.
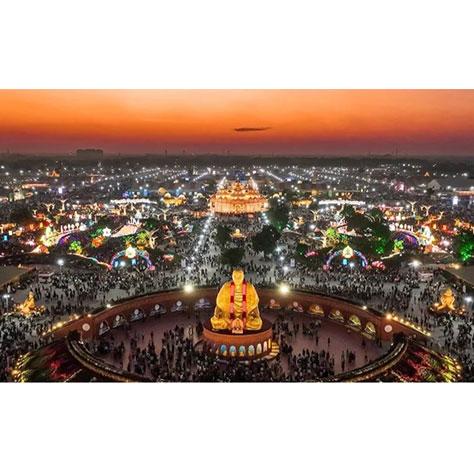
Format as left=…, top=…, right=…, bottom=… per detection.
left=342, top=245, right=354, bottom=259
left=125, top=246, right=137, bottom=259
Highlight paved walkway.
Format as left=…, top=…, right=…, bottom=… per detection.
left=96, top=311, right=383, bottom=376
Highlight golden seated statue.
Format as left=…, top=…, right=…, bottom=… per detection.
left=16, top=291, right=44, bottom=317
left=433, top=287, right=457, bottom=312
left=211, top=269, right=263, bottom=333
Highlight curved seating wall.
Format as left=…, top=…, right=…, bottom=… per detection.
left=51, top=287, right=427, bottom=344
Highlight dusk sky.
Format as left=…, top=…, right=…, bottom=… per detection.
left=1, top=90, right=474, bottom=156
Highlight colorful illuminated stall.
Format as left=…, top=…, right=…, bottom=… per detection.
left=110, top=244, right=155, bottom=270
left=324, top=245, right=368, bottom=270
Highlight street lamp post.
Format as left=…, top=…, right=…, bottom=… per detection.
left=464, top=296, right=473, bottom=313
left=3, top=294, right=11, bottom=312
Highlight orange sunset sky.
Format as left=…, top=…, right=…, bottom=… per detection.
left=0, top=90, right=474, bottom=156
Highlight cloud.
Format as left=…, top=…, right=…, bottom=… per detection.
left=234, top=127, right=272, bottom=132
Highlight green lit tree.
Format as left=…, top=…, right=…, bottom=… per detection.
left=267, top=199, right=290, bottom=232
left=393, top=239, right=404, bottom=253
left=324, top=227, right=341, bottom=247
left=142, top=217, right=160, bottom=231
left=69, top=240, right=83, bottom=255
left=136, top=230, right=150, bottom=248
left=453, top=231, right=474, bottom=264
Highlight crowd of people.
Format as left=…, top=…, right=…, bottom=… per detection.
left=95, top=321, right=340, bottom=382
left=89, top=304, right=384, bottom=382
left=0, top=211, right=473, bottom=382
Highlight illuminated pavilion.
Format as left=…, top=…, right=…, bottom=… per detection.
left=209, top=179, right=268, bottom=215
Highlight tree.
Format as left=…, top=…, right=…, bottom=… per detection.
left=453, top=231, right=474, bottom=264
left=294, top=244, right=327, bottom=269
left=342, top=205, right=368, bottom=233
left=221, top=246, right=244, bottom=267
left=69, top=240, right=83, bottom=255
left=136, top=230, right=150, bottom=248
left=267, top=199, right=289, bottom=232
left=367, top=212, right=391, bottom=256
left=9, top=206, right=33, bottom=225
left=252, top=225, right=281, bottom=256
left=215, top=224, right=231, bottom=248
left=324, top=227, right=343, bottom=248
left=282, top=189, right=298, bottom=201
left=296, top=241, right=309, bottom=256
left=142, top=217, right=160, bottom=231
left=94, top=216, right=117, bottom=230
left=341, top=204, right=356, bottom=220
left=308, top=199, right=319, bottom=210
left=342, top=205, right=392, bottom=257
left=393, top=239, right=404, bottom=253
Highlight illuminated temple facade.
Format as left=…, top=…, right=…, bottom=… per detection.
left=210, top=179, right=268, bottom=215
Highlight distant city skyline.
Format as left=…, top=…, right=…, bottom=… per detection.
left=1, top=90, right=474, bottom=156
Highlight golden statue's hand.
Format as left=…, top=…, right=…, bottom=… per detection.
left=211, top=305, right=230, bottom=330
left=248, top=307, right=260, bottom=318
left=245, top=307, right=262, bottom=330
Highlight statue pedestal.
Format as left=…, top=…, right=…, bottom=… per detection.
left=429, top=305, right=466, bottom=317
left=202, top=319, right=273, bottom=359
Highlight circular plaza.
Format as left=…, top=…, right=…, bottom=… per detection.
left=14, top=282, right=459, bottom=383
